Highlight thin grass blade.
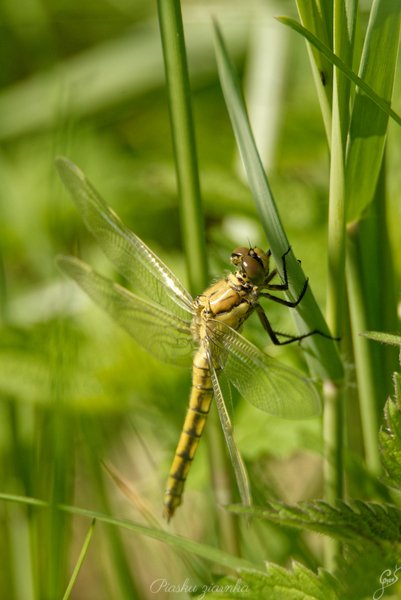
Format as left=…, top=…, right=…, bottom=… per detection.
left=0, top=493, right=262, bottom=574
left=345, top=0, right=401, bottom=221
left=213, top=21, right=342, bottom=381
left=277, top=16, right=401, bottom=128
left=62, top=519, right=96, bottom=600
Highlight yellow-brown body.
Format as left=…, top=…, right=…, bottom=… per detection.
left=163, top=274, right=257, bottom=520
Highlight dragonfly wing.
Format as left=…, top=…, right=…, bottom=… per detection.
left=207, top=320, right=321, bottom=419
left=58, top=256, right=194, bottom=367
left=206, top=345, right=252, bottom=509
left=56, top=157, right=193, bottom=320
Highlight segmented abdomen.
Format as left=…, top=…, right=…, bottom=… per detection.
left=163, top=348, right=212, bottom=521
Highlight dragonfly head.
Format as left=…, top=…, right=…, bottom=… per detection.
left=231, top=247, right=271, bottom=285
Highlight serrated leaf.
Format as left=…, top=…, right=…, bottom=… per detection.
left=337, top=543, right=401, bottom=600
left=362, top=331, right=401, bottom=349
left=198, top=564, right=341, bottom=600
left=380, top=391, right=401, bottom=488
left=228, top=499, right=401, bottom=544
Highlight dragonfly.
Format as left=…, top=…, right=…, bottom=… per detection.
left=56, top=157, right=323, bottom=521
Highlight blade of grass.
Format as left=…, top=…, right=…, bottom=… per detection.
left=324, top=0, right=356, bottom=567
left=345, top=0, right=401, bottom=222
left=156, top=0, right=240, bottom=555
left=213, top=20, right=343, bottom=382
left=321, top=0, right=356, bottom=568
left=62, top=519, right=96, bottom=600
left=277, top=16, right=401, bottom=128
left=345, top=160, right=396, bottom=477
left=156, top=0, right=207, bottom=295
left=346, top=226, right=381, bottom=475
left=0, top=493, right=263, bottom=574
left=295, top=0, right=333, bottom=140
left=83, top=420, right=141, bottom=599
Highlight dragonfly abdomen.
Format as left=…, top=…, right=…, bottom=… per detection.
left=163, top=349, right=212, bottom=521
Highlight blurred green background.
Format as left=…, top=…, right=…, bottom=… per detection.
left=1, top=1, right=400, bottom=599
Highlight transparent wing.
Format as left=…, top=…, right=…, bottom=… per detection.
left=208, top=320, right=321, bottom=419
left=58, top=256, right=194, bottom=367
left=206, top=345, right=252, bottom=510
left=56, top=157, right=193, bottom=320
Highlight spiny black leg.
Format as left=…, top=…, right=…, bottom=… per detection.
left=265, top=268, right=278, bottom=285
left=256, top=304, right=338, bottom=346
left=255, top=305, right=285, bottom=345
left=260, top=280, right=308, bottom=308
left=264, top=247, right=290, bottom=292
left=261, top=246, right=309, bottom=305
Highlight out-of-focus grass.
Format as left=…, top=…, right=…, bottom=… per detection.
left=1, top=1, right=400, bottom=598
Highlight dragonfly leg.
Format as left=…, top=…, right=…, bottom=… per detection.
left=255, top=304, right=336, bottom=345
left=261, top=247, right=309, bottom=305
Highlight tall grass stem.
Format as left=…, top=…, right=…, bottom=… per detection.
left=156, top=0, right=208, bottom=295
left=157, top=0, right=240, bottom=553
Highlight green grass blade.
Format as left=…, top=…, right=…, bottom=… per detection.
left=322, top=0, right=357, bottom=567
left=345, top=0, right=401, bottom=221
left=157, top=0, right=208, bottom=295
left=346, top=232, right=381, bottom=474
left=0, top=493, right=262, bottom=574
left=62, top=519, right=96, bottom=600
left=157, top=1, right=242, bottom=556
left=277, top=16, right=401, bottom=128
left=295, top=0, right=333, bottom=140
left=213, top=20, right=342, bottom=382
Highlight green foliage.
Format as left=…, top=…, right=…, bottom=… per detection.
left=200, top=565, right=342, bottom=599
left=380, top=360, right=401, bottom=489
left=230, top=499, right=401, bottom=599
left=213, top=20, right=343, bottom=383
left=1, top=0, right=401, bottom=599
left=278, top=15, right=401, bottom=130
left=230, top=499, right=401, bottom=545
left=381, top=376, right=401, bottom=472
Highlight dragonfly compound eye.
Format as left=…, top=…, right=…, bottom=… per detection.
left=242, top=255, right=265, bottom=284
left=251, top=247, right=270, bottom=271
left=231, top=247, right=250, bottom=266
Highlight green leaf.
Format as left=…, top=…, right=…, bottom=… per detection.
left=199, top=565, right=341, bottom=600
left=62, top=519, right=96, bottom=600
left=345, top=0, right=401, bottom=221
left=228, top=499, right=401, bottom=544
left=277, top=16, right=401, bottom=128
left=336, top=543, right=401, bottom=600
left=362, top=331, right=401, bottom=349
left=380, top=378, right=401, bottom=489
left=213, top=20, right=343, bottom=382
left=363, top=329, right=401, bottom=488
left=294, top=0, right=333, bottom=138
